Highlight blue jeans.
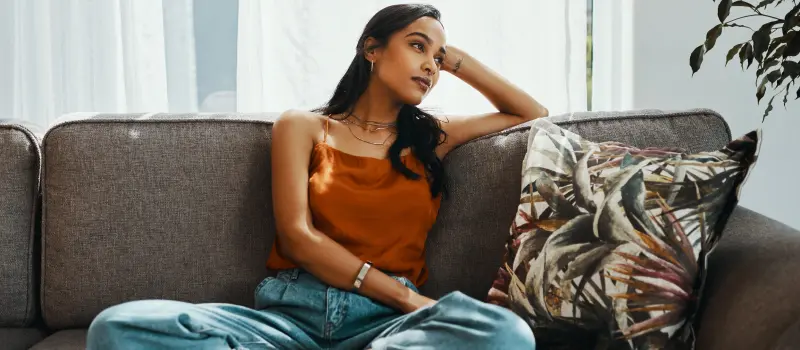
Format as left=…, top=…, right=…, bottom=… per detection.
left=86, top=268, right=535, bottom=349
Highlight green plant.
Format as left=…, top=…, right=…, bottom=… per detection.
left=690, top=0, right=800, bottom=120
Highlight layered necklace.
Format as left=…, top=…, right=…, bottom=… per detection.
left=338, top=113, right=397, bottom=146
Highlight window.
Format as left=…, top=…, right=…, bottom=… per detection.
left=2, top=1, right=593, bottom=125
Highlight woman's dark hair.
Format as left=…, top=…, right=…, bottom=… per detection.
left=312, top=4, right=447, bottom=198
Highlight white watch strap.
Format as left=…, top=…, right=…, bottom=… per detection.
left=353, top=261, right=372, bottom=290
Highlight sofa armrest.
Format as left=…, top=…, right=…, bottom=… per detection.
left=696, top=206, right=800, bottom=350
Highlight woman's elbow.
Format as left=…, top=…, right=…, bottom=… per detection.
left=540, top=106, right=549, bottom=118
left=275, top=225, right=311, bottom=262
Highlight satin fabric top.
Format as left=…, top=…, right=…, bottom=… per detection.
left=266, top=117, right=442, bottom=286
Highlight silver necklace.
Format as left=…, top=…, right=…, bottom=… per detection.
left=338, top=113, right=396, bottom=146
left=341, top=119, right=395, bottom=145
left=343, top=113, right=397, bottom=131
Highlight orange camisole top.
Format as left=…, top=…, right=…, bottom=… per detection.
left=266, top=117, right=442, bottom=286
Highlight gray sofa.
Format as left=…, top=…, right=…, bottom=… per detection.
left=1, top=109, right=798, bottom=349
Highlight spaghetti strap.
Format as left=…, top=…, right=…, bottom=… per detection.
left=323, top=117, right=330, bottom=143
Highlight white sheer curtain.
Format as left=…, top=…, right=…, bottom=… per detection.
left=0, top=0, right=197, bottom=127
left=591, top=1, right=634, bottom=112
left=236, top=0, right=588, bottom=116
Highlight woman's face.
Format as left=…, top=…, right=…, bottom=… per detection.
left=371, top=17, right=446, bottom=106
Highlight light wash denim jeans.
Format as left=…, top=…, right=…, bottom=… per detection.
left=86, top=268, right=535, bottom=349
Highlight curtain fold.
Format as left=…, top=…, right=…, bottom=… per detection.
left=236, top=0, right=588, bottom=115
left=591, top=0, right=634, bottom=112
left=0, top=0, right=197, bottom=127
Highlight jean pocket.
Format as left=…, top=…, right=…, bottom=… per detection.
left=254, top=277, right=280, bottom=309
left=254, top=276, right=275, bottom=296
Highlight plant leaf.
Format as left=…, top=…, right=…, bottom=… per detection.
left=784, top=84, right=791, bottom=106
left=536, top=175, right=582, bottom=219
left=757, top=0, right=776, bottom=10
left=782, top=60, right=800, bottom=75
left=767, top=69, right=782, bottom=84
left=622, top=309, right=686, bottom=339
left=529, top=214, right=597, bottom=315
left=620, top=167, right=659, bottom=235
left=572, top=147, right=598, bottom=213
left=690, top=45, right=706, bottom=74
left=784, top=3, right=800, bottom=34
left=560, top=244, right=614, bottom=296
left=757, top=59, right=780, bottom=76
left=726, top=43, right=745, bottom=65
left=705, top=25, right=724, bottom=51
left=752, top=28, right=772, bottom=63
left=595, top=157, right=653, bottom=243
left=774, top=45, right=788, bottom=60
left=739, top=42, right=754, bottom=69
left=718, top=0, right=733, bottom=22
left=763, top=95, right=775, bottom=121
left=758, top=19, right=783, bottom=32
left=732, top=0, right=755, bottom=8
left=757, top=77, right=768, bottom=102
left=766, top=39, right=784, bottom=59
left=796, top=85, right=800, bottom=99
left=784, top=31, right=800, bottom=57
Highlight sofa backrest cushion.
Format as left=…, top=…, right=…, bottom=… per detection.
left=420, top=108, right=732, bottom=299
left=41, top=114, right=276, bottom=330
left=40, top=109, right=732, bottom=329
left=0, top=121, right=41, bottom=327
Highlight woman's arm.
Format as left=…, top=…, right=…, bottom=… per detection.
left=436, top=46, right=549, bottom=158
left=270, top=110, right=435, bottom=313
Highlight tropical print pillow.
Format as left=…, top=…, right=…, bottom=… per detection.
left=486, top=119, right=759, bottom=349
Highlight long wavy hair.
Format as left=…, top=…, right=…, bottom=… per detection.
left=312, top=4, right=447, bottom=198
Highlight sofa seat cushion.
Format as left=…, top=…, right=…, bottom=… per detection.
left=0, top=327, right=48, bottom=350
left=30, top=329, right=86, bottom=350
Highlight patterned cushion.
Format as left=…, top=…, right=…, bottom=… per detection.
left=487, top=119, right=759, bottom=349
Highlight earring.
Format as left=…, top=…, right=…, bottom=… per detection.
left=370, top=61, right=374, bottom=73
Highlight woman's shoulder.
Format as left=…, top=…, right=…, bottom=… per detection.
left=273, top=109, right=328, bottom=141
left=275, top=108, right=327, bottom=125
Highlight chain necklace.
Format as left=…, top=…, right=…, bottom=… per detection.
left=343, top=113, right=397, bottom=131
left=338, top=113, right=397, bottom=146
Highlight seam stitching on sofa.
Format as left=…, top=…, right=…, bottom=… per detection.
left=0, top=124, right=42, bottom=327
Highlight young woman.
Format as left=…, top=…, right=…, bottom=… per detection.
left=87, top=4, right=548, bottom=349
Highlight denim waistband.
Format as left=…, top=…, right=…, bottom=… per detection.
left=275, top=268, right=302, bottom=281
left=269, top=268, right=418, bottom=292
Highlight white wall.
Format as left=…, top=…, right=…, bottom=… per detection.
left=627, top=0, right=800, bottom=229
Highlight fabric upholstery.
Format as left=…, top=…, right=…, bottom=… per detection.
left=421, top=108, right=732, bottom=299
left=0, top=327, right=48, bottom=350
left=31, top=108, right=772, bottom=349
left=41, top=113, right=277, bottom=330
left=696, top=206, right=800, bottom=350
left=0, top=121, right=41, bottom=327
left=30, top=329, right=86, bottom=350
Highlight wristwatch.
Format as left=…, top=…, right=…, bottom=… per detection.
left=353, top=261, right=373, bottom=290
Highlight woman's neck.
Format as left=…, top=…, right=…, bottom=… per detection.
left=350, top=82, right=401, bottom=124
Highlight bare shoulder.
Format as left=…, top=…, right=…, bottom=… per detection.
left=273, top=109, right=327, bottom=144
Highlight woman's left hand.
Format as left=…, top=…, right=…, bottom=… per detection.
left=441, top=45, right=466, bottom=75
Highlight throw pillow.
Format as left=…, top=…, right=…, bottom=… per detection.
left=486, top=119, right=759, bottom=349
